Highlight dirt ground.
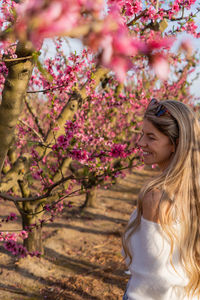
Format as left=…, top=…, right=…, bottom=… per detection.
left=0, top=169, right=152, bottom=300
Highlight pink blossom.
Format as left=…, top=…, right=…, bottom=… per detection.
left=0, top=233, right=4, bottom=242
left=53, top=121, right=79, bottom=150
left=184, top=21, right=198, bottom=36
left=87, top=14, right=141, bottom=80
left=125, top=1, right=142, bottom=16
left=4, top=232, right=18, bottom=241
left=78, top=0, right=104, bottom=12
left=146, top=6, right=157, bottom=19
left=29, top=251, right=41, bottom=258
left=100, top=35, right=113, bottom=65
left=141, top=38, right=175, bottom=54
left=31, top=148, right=40, bottom=159
left=179, top=39, right=193, bottom=57
left=65, top=120, right=79, bottom=134
left=4, top=240, right=28, bottom=258
left=109, top=144, right=127, bottom=158
left=55, top=201, right=64, bottom=213
left=107, top=0, right=124, bottom=10
left=57, top=135, right=69, bottom=149
left=18, top=230, right=28, bottom=240
left=3, top=213, right=17, bottom=223
left=15, top=0, right=80, bottom=47
left=112, top=29, right=139, bottom=57
left=173, top=0, right=196, bottom=10
left=31, top=167, right=44, bottom=180
left=172, top=1, right=180, bottom=12
left=70, top=149, right=89, bottom=162
left=44, top=204, right=51, bottom=212
left=108, top=55, right=133, bottom=82
left=149, top=54, right=170, bottom=81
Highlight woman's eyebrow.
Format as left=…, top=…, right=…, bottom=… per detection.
left=141, top=130, right=156, bottom=136
left=147, top=132, right=156, bottom=136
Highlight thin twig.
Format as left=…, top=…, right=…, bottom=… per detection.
left=27, top=84, right=67, bottom=94
left=25, top=97, right=45, bottom=137
left=127, top=10, right=147, bottom=27
left=19, top=119, right=44, bottom=143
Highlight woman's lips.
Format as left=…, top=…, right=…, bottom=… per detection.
left=142, top=151, right=152, bottom=157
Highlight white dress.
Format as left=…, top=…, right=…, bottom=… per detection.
left=123, top=209, right=199, bottom=300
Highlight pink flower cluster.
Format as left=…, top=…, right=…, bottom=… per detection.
left=4, top=240, right=28, bottom=257
left=108, top=0, right=142, bottom=15
left=44, top=201, right=64, bottom=215
left=0, top=230, right=28, bottom=242
left=87, top=4, right=175, bottom=81
left=4, top=240, right=41, bottom=258
left=53, top=121, right=80, bottom=151
left=69, top=149, right=89, bottom=163
left=15, top=0, right=78, bottom=48
left=124, top=1, right=142, bottom=16
left=11, top=0, right=178, bottom=81
left=109, top=144, right=128, bottom=158
left=14, top=0, right=104, bottom=48
left=1, top=212, right=17, bottom=223
left=0, top=232, right=17, bottom=242
left=0, top=228, right=39, bottom=258
left=182, top=21, right=198, bottom=37
left=172, top=0, right=196, bottom=12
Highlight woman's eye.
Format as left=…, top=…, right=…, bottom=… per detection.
left=148, top=136, right=155, bottom=140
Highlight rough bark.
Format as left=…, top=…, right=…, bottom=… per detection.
left=0, top=42, right=34, bottom=173
left=0, top=156, right=29, bottom=192
left=82, top=186, right=97, bottom=208
left=22, top=212, right=44, bottom=254
left=18, top=178, right=44, bottom=253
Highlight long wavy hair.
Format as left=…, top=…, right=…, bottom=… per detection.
left=122, top=100, right=200, bottom=298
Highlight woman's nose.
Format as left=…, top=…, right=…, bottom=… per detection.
left=137, top=135, right=146, bottom=147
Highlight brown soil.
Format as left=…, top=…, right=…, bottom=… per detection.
left=0, top=169, right=152, bottom=300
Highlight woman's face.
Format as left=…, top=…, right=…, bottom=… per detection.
left=138, top=119, right=175, bottom=170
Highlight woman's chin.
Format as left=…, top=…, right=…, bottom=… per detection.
left=143, top=158, right=154, bottom=165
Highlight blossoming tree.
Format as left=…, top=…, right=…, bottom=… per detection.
left=0, top=0, right=199, bottom=256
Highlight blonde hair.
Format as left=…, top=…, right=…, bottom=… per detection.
left=122, top=100, right=200, bottom=298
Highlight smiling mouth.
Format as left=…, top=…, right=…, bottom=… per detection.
left=143, top=151, right=152, bottom=156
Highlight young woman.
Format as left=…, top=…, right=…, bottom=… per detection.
left=122, top=99, right=200, bottom=300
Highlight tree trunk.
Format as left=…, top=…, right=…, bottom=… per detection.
left=20, top=197, right=45, bottom=254
left=22, top=213, right=44, bottom=254
left=82, top=186, right=97, bottom=208
left=0, top=42, right=34, bottom=173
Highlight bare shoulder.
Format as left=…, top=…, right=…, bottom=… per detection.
left=142, top=189, right=162, bottom=223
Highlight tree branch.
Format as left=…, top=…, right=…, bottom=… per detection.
left=0, top=42, right=34, bottom=174
left=1, top=55, right=33, bottom=62
left=0, top=175, right=74, bottom=202
left=27, top=84, right=67, bottom=94
left=19, top=119, right=44, bottom=143
left=0, top=155, right=29, bottom=192
left=36, top=67, right=108, bottom=158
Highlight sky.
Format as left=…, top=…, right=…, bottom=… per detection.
left=40, top=2, right=200, bottom=101
left=41, top=33, right=200, bottom=100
